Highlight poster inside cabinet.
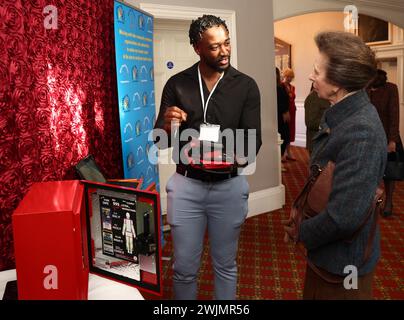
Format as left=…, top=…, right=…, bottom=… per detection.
left=83, top=181, right=162, bottom=296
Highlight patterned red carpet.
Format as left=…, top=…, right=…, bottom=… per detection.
left=157, top=146, right=404, bottom=300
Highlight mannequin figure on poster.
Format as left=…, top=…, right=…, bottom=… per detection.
left=132, top=65, right=138, bottom=82
left=122, top=212, right=136, bottom=254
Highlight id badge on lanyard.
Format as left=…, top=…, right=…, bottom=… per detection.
left=199, top=123, right=220, bottom=143
left=198, top=65, right=223, bottom=143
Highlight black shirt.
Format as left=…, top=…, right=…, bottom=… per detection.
left=277, top=84, right=289, bottom=128
left=154, top=62, right=262, bottom=165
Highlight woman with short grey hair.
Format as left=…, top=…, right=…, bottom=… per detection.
left=283, top=31, right=386, bottom=299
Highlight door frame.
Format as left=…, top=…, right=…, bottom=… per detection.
left=139, top=3, right=238, bottom=68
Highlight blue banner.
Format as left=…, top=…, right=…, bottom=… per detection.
left=114, top=1, right=159, bottom=192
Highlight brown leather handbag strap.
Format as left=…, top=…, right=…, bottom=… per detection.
left=361, top=188, right=384, bottom=266
left=291, top=166, right=322, bottom=220
left=345, top=187, right=384, bottom=243
left=297, top=187, right=384, bottom=284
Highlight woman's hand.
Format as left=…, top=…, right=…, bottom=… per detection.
left=281, top=207, right=301, bottom=244
left=387, top=141, right=396, bottom=153
left=282, top=217, right=296, bottom=243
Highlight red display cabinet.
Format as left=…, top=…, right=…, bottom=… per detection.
left=13, top=180, right=89, bottom=300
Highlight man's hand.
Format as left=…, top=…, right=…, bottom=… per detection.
left=387, top=141, right=396, bottom=153
left=163, top=106, right=187, bottom=133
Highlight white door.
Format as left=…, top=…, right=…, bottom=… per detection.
left=153, top=19, right=199, bottom=216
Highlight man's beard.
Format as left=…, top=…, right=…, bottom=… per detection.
left=206, top=56, right=231, bottom=73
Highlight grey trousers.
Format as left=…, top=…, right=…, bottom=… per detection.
left=166, top=172, right=249, bottom=300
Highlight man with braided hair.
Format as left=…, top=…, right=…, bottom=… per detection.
left=154, top=15, right=261, bottom=299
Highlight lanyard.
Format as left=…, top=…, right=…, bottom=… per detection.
left=198, top=65, right=224, bottom=123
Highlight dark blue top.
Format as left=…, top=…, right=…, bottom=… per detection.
left=299, top=89, right=387, bottom=276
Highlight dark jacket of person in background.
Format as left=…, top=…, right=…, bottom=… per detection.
left=367, top=75, right=401, bottom=145
left=304, top=89, right=330, bottom=154
left=276, top=68, right=290, bottom=156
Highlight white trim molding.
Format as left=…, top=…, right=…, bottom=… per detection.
left=292, top=99, right=307, bottom=148
left=293, top=134, right=307, bottom=148
left=139, top=3, right=238, bottom=68
left=247, top=185, right=285, bottom=219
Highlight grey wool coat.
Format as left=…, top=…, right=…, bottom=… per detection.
left=299, top=89, right=387, bottom=276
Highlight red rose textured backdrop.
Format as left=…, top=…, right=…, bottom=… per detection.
left=0, top=1, right=124, bottom=270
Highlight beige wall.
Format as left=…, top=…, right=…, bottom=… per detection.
left=130, top=0, right=279, bottom=193
left=274, top=12, right=345, bottom=147
left=275, top=10, right=404, bottom=146
left=274, top=12, right=345, bottom=101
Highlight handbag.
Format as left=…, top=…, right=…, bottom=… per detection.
left=384, top=151, right=404, bottom=181
left=304, top=162, right=335, bottom=218
left=289, top=160, right=385, bottom=283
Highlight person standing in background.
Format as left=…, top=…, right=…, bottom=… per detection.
left=282, top=68, right=297, bottom=161
left=276, top=68, right=290, bottom=171
left=304, top=84, right=330, bottom=155
left=367, top=69, right=402, bottom=217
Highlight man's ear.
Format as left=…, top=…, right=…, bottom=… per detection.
left=193, top=44, right=201, bottom=56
